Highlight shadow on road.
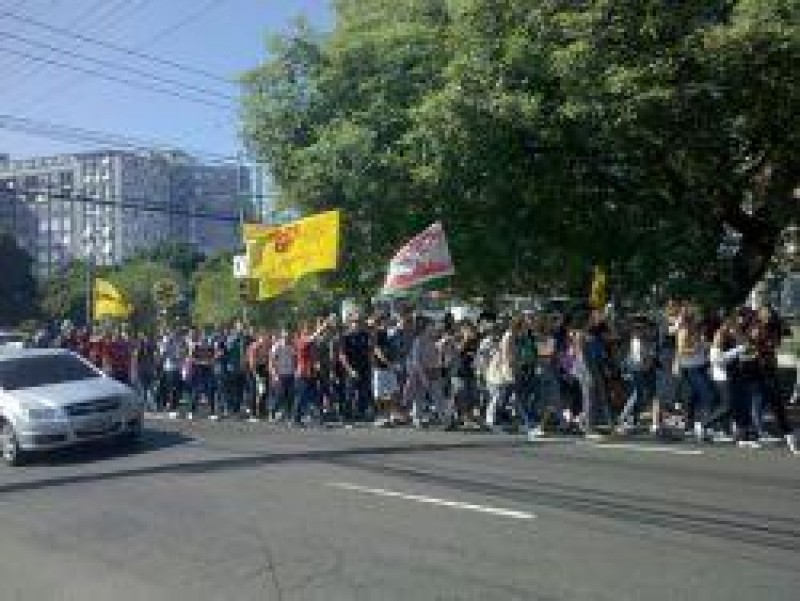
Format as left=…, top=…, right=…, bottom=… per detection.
left=11, top=428, right=196, bottom=467
left=0, top=434, right=518, bottom=495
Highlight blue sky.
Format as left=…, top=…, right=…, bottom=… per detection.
left=0, top=0, right=333, bottom=160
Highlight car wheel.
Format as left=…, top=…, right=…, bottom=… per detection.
left=1, top=422, right=25, bottom=466
left=122, top=418, right=143, bottom=445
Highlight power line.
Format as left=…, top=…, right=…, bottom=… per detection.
left=139, top=0, right=228, bottom=48
left=0, top=0, right=139, bottom=80
left=18, top=0, right=231, bottom=111
left=5, top=186, right=243, bottom=222
left=0, top=46, right=235, bottom=111
left=0, top=113, right=238, bottom=163
left=0, top=8, right=234, bottom=85
left=0, top=29, right=238, bottom=102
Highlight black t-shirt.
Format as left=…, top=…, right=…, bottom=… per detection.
left=456, top=337, right=478, bottom=378
left=373, top=328, right=392, bottom=370
left=343, top=330, right=371, bottom=376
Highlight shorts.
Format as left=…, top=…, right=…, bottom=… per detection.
left=373, top=368, right=398, bottom=399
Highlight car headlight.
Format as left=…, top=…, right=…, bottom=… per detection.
left=25, top=405, right=64, bottom=421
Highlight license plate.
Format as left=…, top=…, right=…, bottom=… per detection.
left=81, top=415, right=114, bottom=432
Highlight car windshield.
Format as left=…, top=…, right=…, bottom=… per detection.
left=0, top=333, right=25, bottom=345
left=0, top=354, right=100, bottom=391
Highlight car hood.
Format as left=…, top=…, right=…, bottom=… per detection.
left=6, top=377, right=133, bottom=409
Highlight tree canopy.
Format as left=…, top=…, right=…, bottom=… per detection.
left=241, top=0, right=799, bottom=307
left=0, top=231, right=37, bottom=326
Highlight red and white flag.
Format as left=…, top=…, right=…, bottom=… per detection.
left=382, top=222, right=455, bottom=294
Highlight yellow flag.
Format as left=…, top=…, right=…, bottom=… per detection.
left=245, top=210, right=340, bottom=289
left=256, top=277, right=294, bottom=301
left=590, top=265, right=607, bottom=309
left=94, top=278, right=132, bottom=319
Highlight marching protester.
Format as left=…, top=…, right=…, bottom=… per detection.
left=247, top=330, right=271, bottom=420
left=270, top=328, right=297, bottom=423
left=52, top=297, right=795, bottom=456
left=405, top=315, right=446, bottom=428
left=339, top=313, right=373, bottom=422
left=372, top=313, right=398, bottom=427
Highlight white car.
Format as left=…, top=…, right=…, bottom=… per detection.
left=0, top=348, right=144, bottom=465
left=0, top=330, right=27, bottom=349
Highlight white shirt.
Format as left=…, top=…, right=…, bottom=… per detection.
left=710, top=344, right=745, bottom=382
left=270, top=340, right=296, bottom=377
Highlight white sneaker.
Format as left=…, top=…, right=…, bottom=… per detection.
left=208, top=415, right=220, bottom=421
left=527, top=426, right=545, bottom=441
left=693, top=422, right=705, bottom=443
left=786, top=434, right=798, bottom=455
left=713, top=432, right=735, bottom=443
left=168, top=411, right=178, bottom=420
left=738, top=440, right=763, bottom=449
left=186, top=412, right=193, bottom=420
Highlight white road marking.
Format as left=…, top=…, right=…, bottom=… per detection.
left=327, top=482, right=536, bottom=520
left=577, top=441, right=703, bottom=456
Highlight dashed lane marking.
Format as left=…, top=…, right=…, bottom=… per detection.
left=327, top=482, right=536, bottom=520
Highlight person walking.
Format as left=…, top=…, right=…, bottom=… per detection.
left=617, top=319, right=658, bottom=434
left=572, top=327, right=604, bottom=439
left=158, top=331, right=184, bottom=416
left=676, top=309, right=715, bottom=442
left=371, top=314, right=398, bottom=427
left=452, top=321, right=479, bottom=427
left=247, top=331, right=271, bottom=420
left=703, top=319, right=745, bottom=442
left=485, top=316, right=532, bottom=435
left=339, top=314, right=373, bottom=422
left=404, top=316, right=445, bottom=428
left=131, top=333, right=157, bottom=412
left=270, top=329, right=297, bottom=423
left=295, top=321, right=324, bottom=426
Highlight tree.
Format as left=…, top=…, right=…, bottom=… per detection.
left=193, top=253, right=245, bottom=327
left=0, top=232, right=38, bottom=326
left=242, top=0, right=799, bottom=307
left=108, top=260, right=184, bottom=332
left=39, top=261, right=88, bottom=326
left=133, top=242, right=205, bottom=280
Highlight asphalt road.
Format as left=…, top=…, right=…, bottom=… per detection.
left=0, top=419, right=798, bottom=601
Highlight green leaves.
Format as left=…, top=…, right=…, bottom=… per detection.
left=0, top=231, right=37, bottom=327
left=241, top=0, right=799, bottom=307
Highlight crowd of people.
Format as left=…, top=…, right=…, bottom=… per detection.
left=38, top=300, right=799, bottom=455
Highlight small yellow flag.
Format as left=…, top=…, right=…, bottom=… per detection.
left=94, top=278, right=132, bottom=319
left=244, top=210, right=340, bottom=298
left=590, top=265, right=607, bottom=309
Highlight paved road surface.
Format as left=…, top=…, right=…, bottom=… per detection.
left=0, top=420, right=798, bottom=600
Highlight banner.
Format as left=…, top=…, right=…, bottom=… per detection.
left=244, top=210, right=340, bottom=295
left=94, top=278, right=132, bottom=319
left=382, top=222, right=454, bottom=294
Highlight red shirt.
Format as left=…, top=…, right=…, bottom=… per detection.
left=295, top=335, right=315, bottom=378
left=88, top=337, right=107, bottom=368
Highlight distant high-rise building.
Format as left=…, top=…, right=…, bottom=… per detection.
left=0, top=150, right=248, bottom=277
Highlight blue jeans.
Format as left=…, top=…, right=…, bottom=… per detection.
left=620, top=369, right=656, bottom=424
left=344, top=373, right=372, bottom=421
left=683, top=366, right=714, bottom=424
left=189, top=366, right=215, bottom=413
left=487, top=383, right=531, bottom=429
left=271, top=375, right=295, bottom=420
left=295, top=376, right=319, bottom=423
